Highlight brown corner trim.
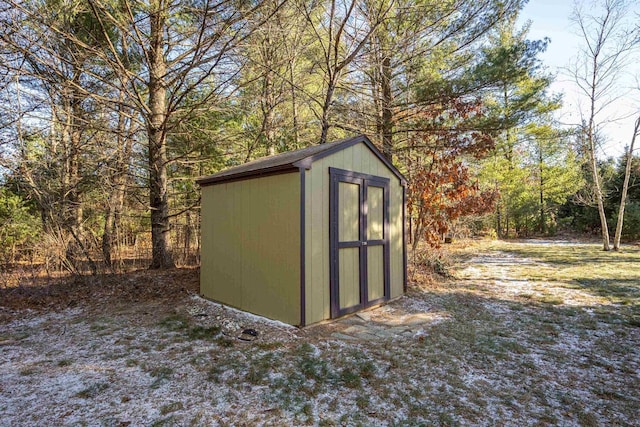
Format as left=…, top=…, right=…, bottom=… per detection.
left=299, top=167, right=306, bottom=327
left=402, top=185, right=408, bottom=292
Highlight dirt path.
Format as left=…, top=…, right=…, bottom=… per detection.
left=458, top=248, right=612, bottom=308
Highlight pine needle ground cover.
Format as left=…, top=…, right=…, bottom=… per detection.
left=1, top=240, right=638, bottom=425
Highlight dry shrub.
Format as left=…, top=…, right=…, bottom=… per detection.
left=408, top=243, right=454, bottom=289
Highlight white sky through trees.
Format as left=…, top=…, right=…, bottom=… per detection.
left=519, top=0, right=640, bottom=158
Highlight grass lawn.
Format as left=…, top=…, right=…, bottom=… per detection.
left=1, top=239, right=638, bottom=426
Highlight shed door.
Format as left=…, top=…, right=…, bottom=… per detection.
left=330, top=168, right=390, bottom=318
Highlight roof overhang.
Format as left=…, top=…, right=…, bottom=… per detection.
left=196, top=164, right=299, bottom=186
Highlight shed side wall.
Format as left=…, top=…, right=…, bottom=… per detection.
left=200, top=173, right=300, bottom=325
left=304, top=144, right=404, bottom=325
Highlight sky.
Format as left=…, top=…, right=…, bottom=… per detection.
left=518, top=0, right=640, bottom=159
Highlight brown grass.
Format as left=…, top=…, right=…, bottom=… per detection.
left=0, top=268, right=199, bottom=319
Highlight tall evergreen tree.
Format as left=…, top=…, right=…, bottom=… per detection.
left=477, top=15, right=566, bottom=237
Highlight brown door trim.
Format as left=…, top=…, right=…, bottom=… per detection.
left=329, top=167, right=390, bottom=318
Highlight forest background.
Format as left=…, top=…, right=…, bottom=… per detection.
left=0, top=0, right=638, bottom=275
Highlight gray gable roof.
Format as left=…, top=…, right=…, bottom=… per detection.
left=197, top=134, right=406, bottom=186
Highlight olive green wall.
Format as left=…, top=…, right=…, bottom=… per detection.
left=200, top=173, right=300, bottom=325
left=304, top=143, right=405, bottom=325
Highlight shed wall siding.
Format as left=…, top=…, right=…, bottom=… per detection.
left=200, top=173, right=300, bottom=325
left=304, top=143, right=405, bottom=325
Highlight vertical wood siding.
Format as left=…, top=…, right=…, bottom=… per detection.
left=200, top=173, right=300, bottom=325
left=367, top=245, right=385, bottom=301
left=338, top=247, right=360, bottom=309
left=368, top=186, right=384, bottom=240
left=338, top=182, right=360, bottom=241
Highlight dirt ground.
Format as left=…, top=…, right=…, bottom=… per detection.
left=1, top=240, right=638, bottom=426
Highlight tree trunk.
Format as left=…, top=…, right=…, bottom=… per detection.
left=289, top=58, right=299, bottom=147
left=62, top=75, right=86, bottom=272
left=184, top=209, right=193, bottom=262
left=371, top=46, right=383, bottom=146
left=502, top=84, right=513, bottom=239
left=587, top=127, right=610, bottom=250
left=61, top=79, right=84, bottom=235
left=103, top=205, right=115, bottom=268
left=262, top=68, right=276, bottom=154
left=319, top=79, right=335, bottom=144
left=103, top=30, right=136, bottom=269
left=148, top=1, right=174, bottom=269
left=381, top=55, right=393, bottom=162
left=103, top=113, right=133, bottom=268
left=505, top=208, right=509, bottom=239
left=68, top=99, right=83, bottom=235
left=538, top=143, right=545, bottom=234
left=539, top=188, right=545, bottom=234
left=584, top=22, right=610, bottom=251
left=613, top=116, right=639, bottom=250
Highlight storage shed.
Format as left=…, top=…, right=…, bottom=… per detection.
left=197, top=135, right=407, bottom=326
